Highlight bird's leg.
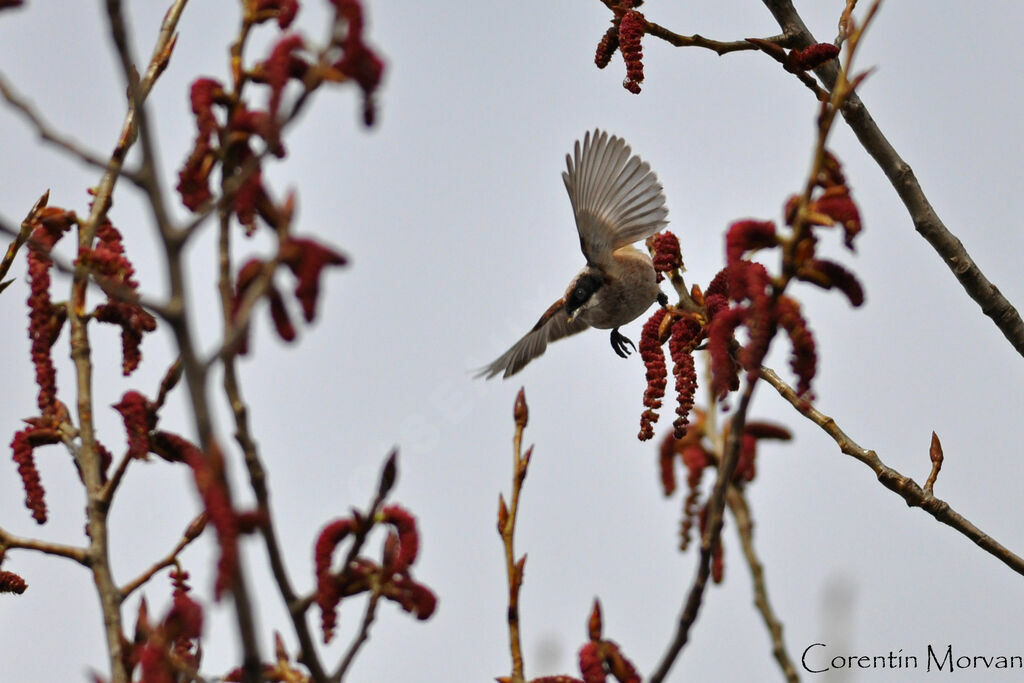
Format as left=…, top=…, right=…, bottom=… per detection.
left=610, top=327, right=636, bottom=358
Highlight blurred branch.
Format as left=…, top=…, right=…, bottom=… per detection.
left=211, top=33, right=330, bottom=674
left=726, top=486, right=798, bottom=682
left=119, top=513, right=207, bottom=599
left=95, top=0, right=260, bottom=680
left=0, top=191, right=48, bottom=287
left=0, top=75, right=116, bottom=173
left=650, top=379, right=756, bottom=683
left=80, top=0, right=185, bottom=243
left=760, top=0, right=1024, bottom=358
left=760, top=365, right=1024, bottom=577
left=0, top=525, right=89, bottom=565
left=334, top=588, right=382, bottom=682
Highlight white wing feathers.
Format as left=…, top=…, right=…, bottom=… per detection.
left=562, top=130, right=669, bottom=267
left=475, top=300, right=589, bottom=379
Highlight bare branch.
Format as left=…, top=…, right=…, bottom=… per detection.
left=726, top=487, right=799, bottom=683
left=0, top=526, right=90, bottom=566
left=119, top=513, right=207, bottom=599
left=497, top=388, right=532, bottom=683
left=333, top=589, right=382, bottom=682
left=0, top=74, right=118, bottom=173
left=596, top=0, right=795, bottom=55
left=760, top=366, right=1024, bottom=577
left=0, top=190, right=49, bottom=286
left=760, top=0, right=1024, bottom=357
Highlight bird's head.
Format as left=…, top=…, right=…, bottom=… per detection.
left=565, top=270, right=605, bottom=322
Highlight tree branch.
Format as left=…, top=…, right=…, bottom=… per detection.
left=726, top=486, right=798, bottom=682
left=0, top=526, right=90, bottom=565
left=650, top=379, right=757, bottom=683
left=760, top=0, right=1024, bottom=357
left=760, top=365, right=1024, bottom=577
left=118, top=513, right=207, bottom=599
left=0, top=75, right=115, bottom=173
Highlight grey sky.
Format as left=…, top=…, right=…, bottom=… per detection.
left=1, top=2, right=1023, bottom=682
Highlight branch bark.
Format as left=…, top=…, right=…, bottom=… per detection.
left=760, top=366, right=1024, bottom=577
left=760, top=0, right=1024, bottom=357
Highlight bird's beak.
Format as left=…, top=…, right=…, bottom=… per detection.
left=566, top=310, right=577, bottom=324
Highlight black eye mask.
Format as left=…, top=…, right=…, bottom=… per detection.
left=565, top=272, right=604, bottom=316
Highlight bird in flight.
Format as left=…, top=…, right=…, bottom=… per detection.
left=478, top=130, right=670, bottom=379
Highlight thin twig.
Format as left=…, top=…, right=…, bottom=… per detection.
left=645, top=23, right=788, bottom=56
left=726, top=486, right=799, bottom=682
left=759, top=0, right=1024, bottom=357
left=79, top=0, right=186, bottom=246
left=0, top=191, right=49, bottom=286
left=760, top=366, right=1024, bottom=577
left=119, top=513, right=208, bottom=599
left=0, top=74, right=119, bottom=173
left=497, top=389, right=531, bottom=683
left=0, top=526, right=90, bottom=565
left=596, top=0, right=795, bottom=55
left=333, top=589, right=382, bottom=682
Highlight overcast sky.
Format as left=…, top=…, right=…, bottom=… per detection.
left=2, top=1, right=1023, bottom=682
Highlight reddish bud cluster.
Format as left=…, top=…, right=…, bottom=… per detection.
left=330, top=0, right=386, bottom=125
left=176, top=79, right=225, bottom=212
left=797, top=258, right=864, bottom=306
left=570, top=600, right=641, bottom=683
left=710, top=219, right=818, bottom=398
left=232, top=236, right=345, bottom=353
left=151, top=434, right=238, bottom=600
left=786, top=42, right=841, bottom=72
left=650, top=230, right=684, bottom=280
left=131, top=570, right=205, bottom=682
left=279, top=236, right=347, bottom=322
left=667, top=315, right=701, bottom=437
left=0, top=1, right=24, bottom=11
left=594, top=26, right=619, bottom=69
left=659, top=413, right=790, bottom=556
left=735, top=421, right=793, bottom=482
left=808, top=185, right=862, bottom=248
left=78, top=221, right=156, bottom=375
left=249, top=0, right=299, bottom=29
left=232, top=259, right=292, bottom=355
left=638, top=308, right=669, bottom=440
left=638, top=295, right=713, bottom=441
left=617, top=10, right=646, bottom=94
left=261, top=34, right=307, bottom=121
left=178, top=79, right=286, bottom=232
left=26, top=206, right=74, bottom=416
left=656, top=414, right=710, bottom=549
left=775, top=296, right=817, bottom=397
left=725, top=220, right=776, bottom=268
left=11, top=420, right=61, bottom=524
left=113, top=390, right=158, bottom=459
left=314, top=504, right=436, bottom=644
left=0, top=570, right=27, bottom=594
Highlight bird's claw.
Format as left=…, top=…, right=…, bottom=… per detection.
left=657, top=292, right=669, bottom=308
left=610, top=328, right=636, bottom=359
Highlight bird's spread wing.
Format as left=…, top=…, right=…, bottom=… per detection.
left=562, top=130, right=669, bottom=268
left=476, top=299, right=590, bottom=379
